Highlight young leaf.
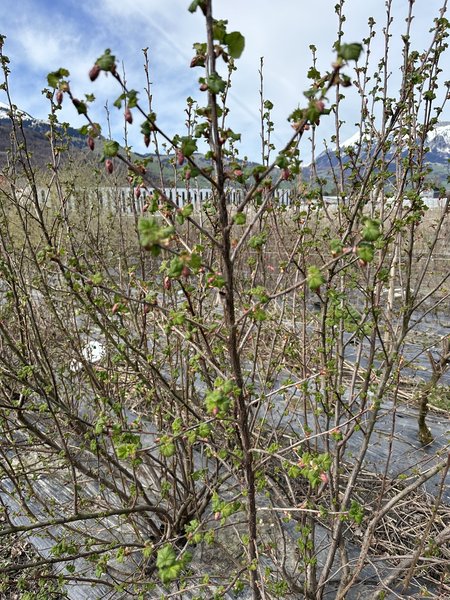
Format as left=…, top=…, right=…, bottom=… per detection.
left=233, top=212, right=246, bottom=225
left=356, top=242, right=375, bottom=264
left=307, top=266, right=325, bottom=291
left=362, top=218, right=381, bottom=242
left=180, top=137, right=197, bottom=158
left=225, top=31, right=245, bottom=59
left=206, top=73, right=226, bottom=94
left=337, top=42, right=363, bottom=62
left=103, top=140, right=120, bottom=158
left=47, top=68, right=70, bottom=89
left=96, top=49, right=116, bottom=72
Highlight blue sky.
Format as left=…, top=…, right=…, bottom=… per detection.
left=1, top=0, right=450, bottom=161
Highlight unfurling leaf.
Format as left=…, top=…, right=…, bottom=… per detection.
left=337, top=42, right=363, bottom=62
left=361, top=218, right=381, bottom=242
left=356, top=242, right=375, bottom=264
left=180, top=136, right=197, bottom=158
left=307, top=266, right=325, bottom=291
left=96, top=49, right=116, bottom=72
left=103, top=140, right=120, bottom=158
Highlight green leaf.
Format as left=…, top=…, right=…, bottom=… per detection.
left=361, top=218, right=381, bottom=242
left=156, top=545, right=184, bottom=584
left=189, top=253, right=202, bottom=273
left=233, top=212, right=246, bottom=225
left=127, top=89, right=139, bottom=108
left=330, top=239, right=343, bottom=256
left=168, top=256, right=184, bottom=279
left=225, top=31, right=245, bottom=59
left=160, top=440, right=176, bottom=458
left=206, top=73, right=226, bottom=94
left=188, top=0, right=206, bottom=14
left=47, top=68, right=70, bottom=89
left=213, top=19, right=228, bottom=43
left=103, top=140, right=120, bottom=158
left=337, top=42, right=363, bottom=62
left=96, top=49, right=116, bottom=72
left=138, top=217, right=174, bottom=255
left=252, top=307, right=267, bottom=322
left=180, top=136, right=197, bottom=158
left=307, top=66, right=321, bottom=80
left=73, top=99, right=87, bottom=115
left=356, top=242, right=375, bottom=264
left=113, top=93, right=125, bottom=109
left=249, top=231, right=267, bottom=250
left=307, top=266, right=325, bottom=291
left=198, top=423, right=211, bottom=438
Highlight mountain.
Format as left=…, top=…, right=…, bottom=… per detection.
left=0, top=103, right=258, bottom=186
left=0, top=101, right=89, bottom=171
left=309, top=122, right=450, bottom=187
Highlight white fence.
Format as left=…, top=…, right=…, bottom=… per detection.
left=23, top=186, right=450, bottom=215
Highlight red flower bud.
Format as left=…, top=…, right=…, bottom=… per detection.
left=124, top=107, right=133, bottom=124
left=199, top=82, right=208, bottom=92
left=56, top=90, right=63, bottom=105
left=320, top=472, right=329, bottom=484
left=134, top=187, right=141, bottom=199
left=315, top=100, right=325, bottom=113
left=281, top=168, right=290, bottom=180
left=87, top=136, right=95, bottom=151
left=164, top=277, right=171, bottom=290
left=89, top=64, right=101, bottom=82
left=105, top=159, right=114, bottom=174
left=177, top=150, right=185, bottom=166
left=144, top=134, right=150, bottom=148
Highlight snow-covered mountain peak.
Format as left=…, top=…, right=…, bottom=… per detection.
left=0, top=101, right=34, bottom=122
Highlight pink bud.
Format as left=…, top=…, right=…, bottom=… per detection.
left=164, top=277, right=171, bottom=290
left=89, top=64, right=101, bottom=82
left=87, top=136, right=95, bottom=151
left=177, top=150, right=185, bottom=166
left=124, top=107, right=133, bottom=124
left=320, top=472, right=329, bottom=484
left=56, top=90, right=63, bottom=105
left=105, top=159, right=114, bottom=174
left=315, top=100, right=325, bottom=113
